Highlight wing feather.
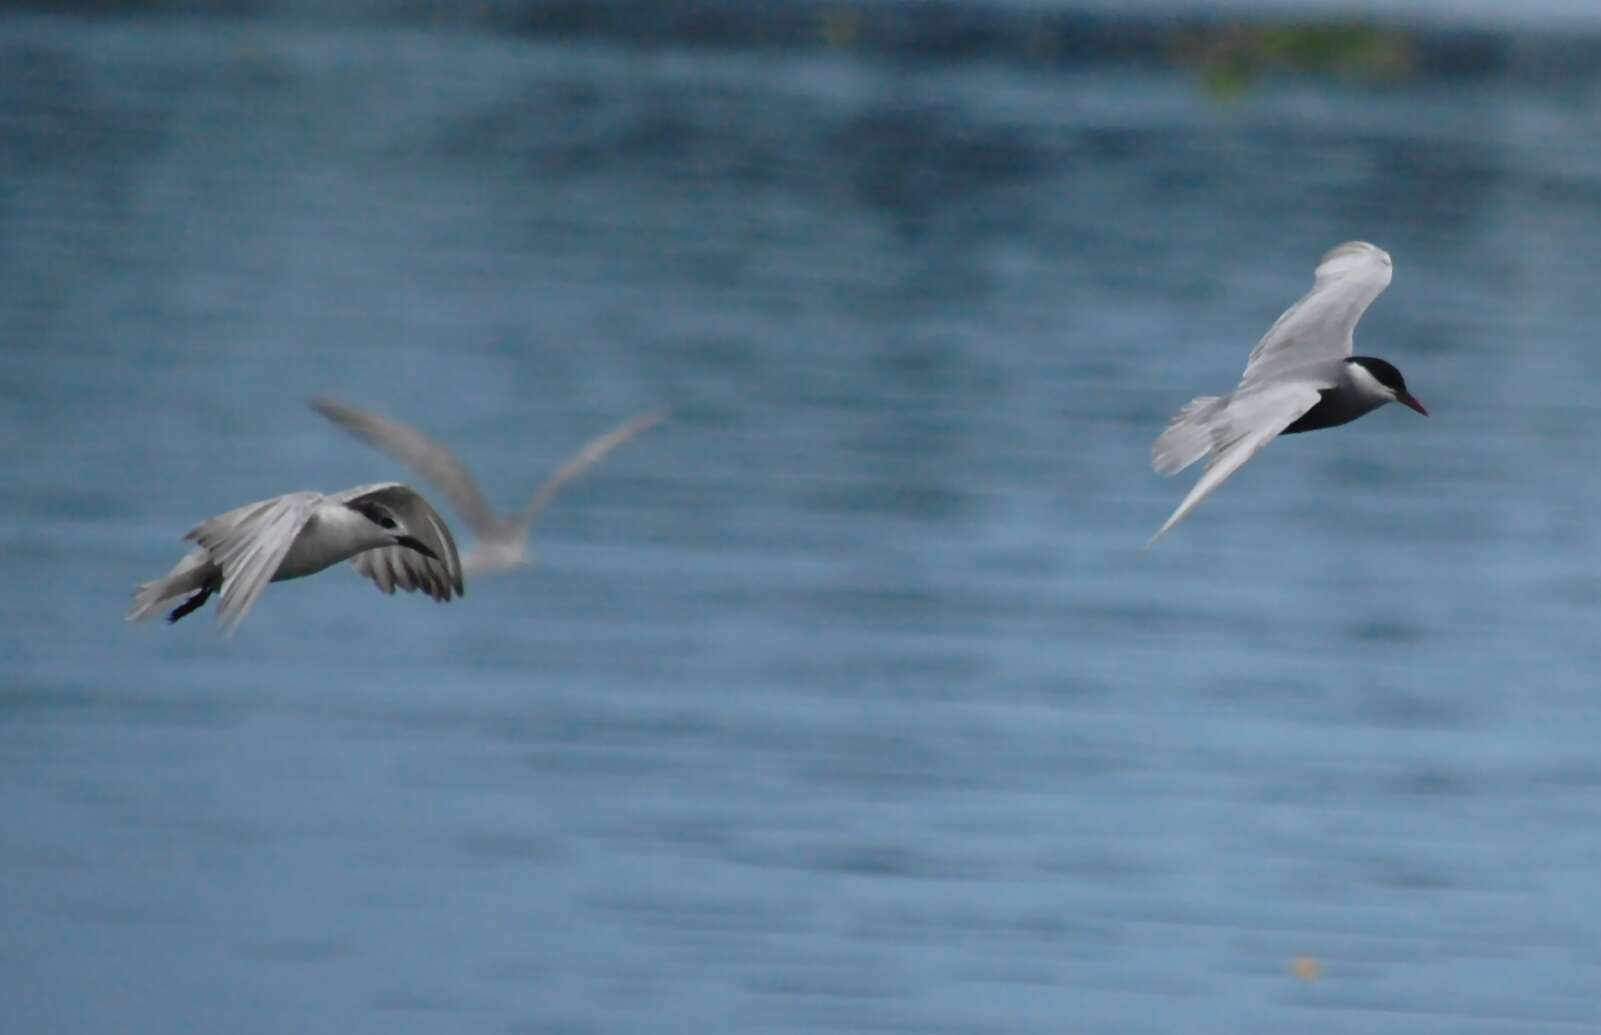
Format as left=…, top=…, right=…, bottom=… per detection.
left=341, top=484, right=465, bottom=601
left=312, top=397, right=499, bottom=536
left=511, top=409, right=669, bottom=534
left=356, top=545, right=399, bottom=594
left=1148, top=384, right=1323, bottom=545
left=184, top=493, right=319, bottom=636
left=1152, top=395, right=1225, bottom=476
left=1240, top=241, right=1392, bottom=389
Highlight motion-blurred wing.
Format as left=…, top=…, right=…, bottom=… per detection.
left=184, top=492, right=318, bottom=636
left=511, top=409, right=669, bottom=533
left=1240, top=241, right=1392, bottom=390
left=1148, top=383, right=1323, bottom=545
left=312, top=397, right=499, bottom=536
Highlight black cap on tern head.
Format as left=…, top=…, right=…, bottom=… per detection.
left=1348, top=356, right=1428, bottom=416
left=347, top=499, right=398, bottom=530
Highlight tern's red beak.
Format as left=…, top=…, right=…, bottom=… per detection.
left=1397, top=391, right=1428, bottom=417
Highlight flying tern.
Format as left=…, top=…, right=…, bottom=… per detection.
left=128, top=482, right=464, bottom=636
left=310, top=397, right=666, bottom=576
left=1150, top=241, right=1427, bottom=544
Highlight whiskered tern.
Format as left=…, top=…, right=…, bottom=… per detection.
left=128, top=482, right=464, bottom=636
left=1150, top=241, right=1427, bottom=545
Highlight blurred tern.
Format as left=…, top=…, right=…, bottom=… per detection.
left=1150, top=241, right=1427, bottom=544
left=128, top=482, right=464, bottom=636
left=311, top=397, right=666, bottom=575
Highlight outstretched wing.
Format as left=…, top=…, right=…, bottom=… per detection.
left=311, top=397, right=499, bottom=536
left=1240, top=241, right=1392, bottom=390
left=511, top=409, right=669, bottom=533
left=1148, top=383, right=1323, bottom=545
left=338, top=483, right=465, bottom=601
left=184, top=493, right=319, bottom=636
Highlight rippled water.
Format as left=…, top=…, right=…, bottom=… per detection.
left=5, top=11, right=1601, bottom=1034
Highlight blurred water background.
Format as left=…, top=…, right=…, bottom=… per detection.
left=6, top=1, right=1601, bottom=1032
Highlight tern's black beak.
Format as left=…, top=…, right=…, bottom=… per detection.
left=394, top=534, right=439, bottom=560
left=1396, top=390, right=1428, bottom=417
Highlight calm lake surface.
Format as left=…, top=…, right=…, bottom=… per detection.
left=5, top=8, right=1601, bottom=1033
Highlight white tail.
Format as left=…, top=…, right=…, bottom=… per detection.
left=126, top=548, right=215, bottom=623
left=1151, top=395, right=1225, bottom=475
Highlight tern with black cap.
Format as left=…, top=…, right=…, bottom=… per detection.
left=1150, top=241, right=1427, bottom=544
left=128, top=482, right=464, bottom=636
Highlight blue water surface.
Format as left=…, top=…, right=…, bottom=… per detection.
left=3, top=11, right=1601, bottom=1034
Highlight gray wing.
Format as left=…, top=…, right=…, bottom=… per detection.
left=511, top=409, right=669, bottom=533
left=311, top=397, right=499, bottom=536
left=184, top=492, right=320, bottom=636
left=1239, top=241, right=1392, bottom=390
left=338, top=483, right=465, bottom=600
left=1148, top=383, right=1324, bottom=545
